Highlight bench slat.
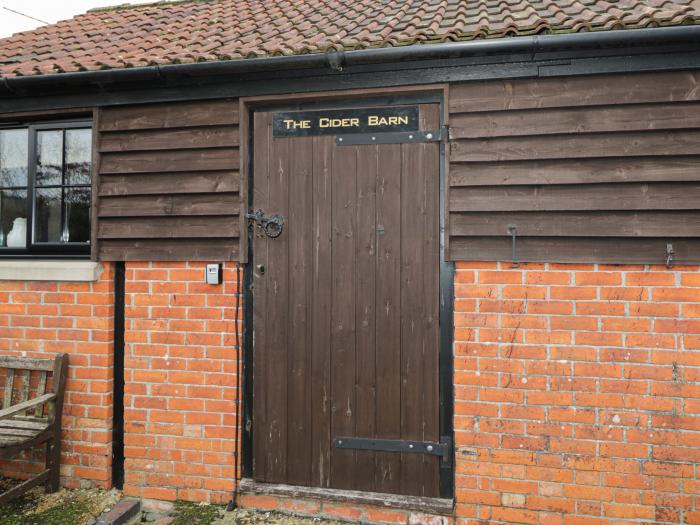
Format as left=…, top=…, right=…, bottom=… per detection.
left=0, top=470, right=49, bottom=506
left=0, top=419, right=47, bottom=431
left=0, top=357, right=54, bottom=372
left=0, top=427, right=38, bottom=438
left=0, top=393, right=55, bottom=422
left=11, top=415, right=50, bottom=425
left=35, top=371, right=47, bottom=418
left=3, top=369, right=13, bottom=409
left=19, top=370, right=30, bottom=416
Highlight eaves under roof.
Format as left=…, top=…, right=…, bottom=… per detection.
left=1, top=0, right=699, bottom=78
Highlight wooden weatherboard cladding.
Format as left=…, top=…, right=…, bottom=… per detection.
left=447, top=70, right=700, bottom=265
left=95, top=100, right=241, bottom=261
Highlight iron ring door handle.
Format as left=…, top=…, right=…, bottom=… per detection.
left=246, top=209, right=285, bottom=238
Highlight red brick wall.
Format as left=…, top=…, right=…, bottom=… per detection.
left=0, top=263, right=115, bottom=488
left=453, top=261, right=700, bottom=525
left=122, top=262, right=242, bottom=504
left=4, top=258, right=700, bottom=525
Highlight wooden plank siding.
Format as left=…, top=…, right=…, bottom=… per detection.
left=95, top=99, right=241, bottom=261
left=447, top=70, right=700, bottom=264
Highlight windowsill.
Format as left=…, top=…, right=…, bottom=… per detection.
left=0, top=260, right=101, bottom=282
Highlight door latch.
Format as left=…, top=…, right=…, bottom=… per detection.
left=246, top=209, right=285, bottom=239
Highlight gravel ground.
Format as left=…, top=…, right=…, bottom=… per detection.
left=213, top=508, right=348, bottom=524
left=148, top=500, right=351, bottom=525
left=1, top=476, right=349, bottom=525
left=0, top=477, right=121, bottom=525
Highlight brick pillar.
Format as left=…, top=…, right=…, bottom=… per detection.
left=0, top=263, right=115, bottom=488
left=122, top=262, right=242, bottom=504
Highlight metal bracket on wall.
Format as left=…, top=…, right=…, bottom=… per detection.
left=666, top=243, right=675, bottom=268
left=508, top=224, right=519, bottom=268
left=335, top=129, right=444, bottom=146
left=334, top=436, right=453, bottom=467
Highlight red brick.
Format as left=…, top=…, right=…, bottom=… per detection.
left=576, top=272, right=622, bottom=286
left=323, top=504, right=364, bottom=521
left=551, top=286, right=598, bottom=300
left=525, top=271, right=571, bottom=285
left=365, top=508, right=408, bottom=524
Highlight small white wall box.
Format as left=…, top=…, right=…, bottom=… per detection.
left=206, top=263, right=223, bottom=285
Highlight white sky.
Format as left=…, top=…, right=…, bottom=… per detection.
left=0, top=0, right=158, bottom=38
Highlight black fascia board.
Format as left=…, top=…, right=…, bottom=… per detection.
left=1, top=25, right=700, bottom=113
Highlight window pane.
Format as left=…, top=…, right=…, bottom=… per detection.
left=0, top=189, right=27, bottom=248
left=34, top=187, right=61, bottom=242
left=65, top=187, right=90, bottom=243
left=65, top=129, right=92, bottom=186
left=36, top=130, right=63, bottom=186
left=34, top=187, right=90, bottom=244
left=0, top=129, right=28, bottom=188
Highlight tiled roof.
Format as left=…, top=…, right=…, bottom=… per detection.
left=1, top=0, right=699, bottom=78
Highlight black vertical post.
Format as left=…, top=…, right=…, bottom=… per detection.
left=112, top=261, right=125, bottom=489
left=437, top=96, right=455, bottom=500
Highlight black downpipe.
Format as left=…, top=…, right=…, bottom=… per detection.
left=112, top=261, right=126, bottom=490
left=227, top=265, right=243, bottom=511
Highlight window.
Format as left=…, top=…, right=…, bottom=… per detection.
left=0, top=121, right=92, bottom=257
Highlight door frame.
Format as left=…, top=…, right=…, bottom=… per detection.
left=239, top=85, right=455, bottom=499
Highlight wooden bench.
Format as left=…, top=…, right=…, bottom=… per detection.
left=0, top=354, right=68, bottom=505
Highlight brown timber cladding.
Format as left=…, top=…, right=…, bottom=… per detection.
left=95, top=99, right=241, bottom=261
left=448, top=70, right=700, bottom=265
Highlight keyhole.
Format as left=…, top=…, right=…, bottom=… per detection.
left=257, top=264, right=265, bottom=275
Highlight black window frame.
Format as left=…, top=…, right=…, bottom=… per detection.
left=0, top=119, right=93, bottom=258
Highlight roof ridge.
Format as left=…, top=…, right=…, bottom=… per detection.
left=87, top=0, right=212, bottom=14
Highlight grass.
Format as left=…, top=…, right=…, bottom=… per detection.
left=0, top=477, right=118, bottom=525
left=170, top=500, right=224, bottom=525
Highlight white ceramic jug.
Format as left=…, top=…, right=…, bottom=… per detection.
left=6, top=217, right=26, bottom=248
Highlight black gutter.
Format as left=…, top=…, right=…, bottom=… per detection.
left=2, top=25, right=700, bottom=95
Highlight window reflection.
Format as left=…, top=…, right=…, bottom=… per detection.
left=0, top=129, right=28, bottom=188
left=36, top=130, right=63, bottom=187
left=0, top=124, right=92, bottom=252
left=0, top=129, right=29, bottom=247
left=33, top=128, right=92, bottom=246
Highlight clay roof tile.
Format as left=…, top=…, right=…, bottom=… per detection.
left=0, top=0, right=698, bottom=77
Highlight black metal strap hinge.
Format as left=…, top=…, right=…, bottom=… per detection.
left=335, top=128, right=444, bottom=146
left=334, top=435, right=453, bottom=467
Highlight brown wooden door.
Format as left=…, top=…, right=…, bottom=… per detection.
left=251, top=103, right=441, bottom=497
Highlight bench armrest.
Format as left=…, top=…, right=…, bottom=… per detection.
left=0, top=393, right=56, bottom=421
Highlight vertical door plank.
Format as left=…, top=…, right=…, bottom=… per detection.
left=330, top=144, right=358, bottom=490
left=419, top=104, right=442, bottom=497
left=287, top=136, right=314, bottom=485
left=265, top=132, right=291, bottom=483
left=374, top=144, right=403, bottom=495
left=310, top=135, right=334, bottom=488
left=400, top=128, right=426, bottom=496
left=354, top=144, right=379, bottom=492
left=252, top=111, right=271, bottom=481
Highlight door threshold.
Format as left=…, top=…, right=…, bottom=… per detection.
left=238, top=478, right=454, bottom=515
